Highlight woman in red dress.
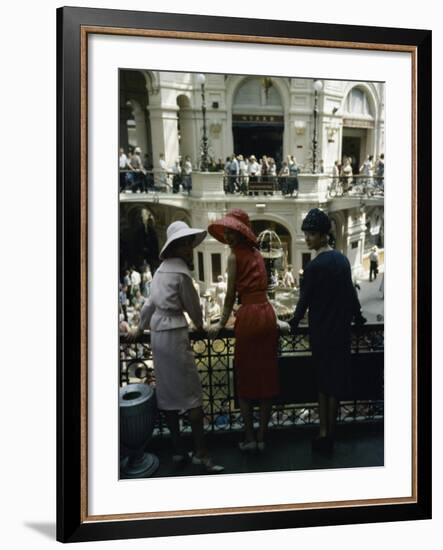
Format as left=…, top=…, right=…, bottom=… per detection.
left=208, top=209, right=281, bottom=451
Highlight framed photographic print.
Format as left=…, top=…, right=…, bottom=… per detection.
left=57, top=6, right=432, bottom=543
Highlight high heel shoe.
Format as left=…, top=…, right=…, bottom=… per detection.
left=238, top=440, right=257, bottom=452
left=190, top=453, right=225, bottom=474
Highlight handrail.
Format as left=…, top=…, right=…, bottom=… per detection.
left=120, top=322, right=382, bottom=344
left=119, top=169, right=384, bottom=197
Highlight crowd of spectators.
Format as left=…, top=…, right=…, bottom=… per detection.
left=222, top=154, right=300, bottom=196
left=331, top=154, right=384, bottom=193
left=119, top=147, right=301, bottom=196
left=119, top=146, right=384, bottom=197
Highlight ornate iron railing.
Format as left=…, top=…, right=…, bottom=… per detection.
left=120, top=324, right=384, bottom=436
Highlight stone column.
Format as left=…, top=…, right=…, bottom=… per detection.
left=148, top=106, right=180, bottom=169
left=178, top=108, right=196, bottom=162
left=119, top=105, right=132, bottom=152
left=132, top=104, right=148, bottom=157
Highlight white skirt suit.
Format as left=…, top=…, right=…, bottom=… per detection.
left=139, top=258, right=203, bottom=411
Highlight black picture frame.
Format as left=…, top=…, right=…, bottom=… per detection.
left=57, top=6, right=432, bottom=543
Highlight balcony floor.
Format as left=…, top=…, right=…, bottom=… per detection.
left=139, top=423, right=383, bottom=479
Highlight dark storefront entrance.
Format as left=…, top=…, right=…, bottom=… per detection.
left=233, top=115, right=284, bottom=166
left=342, top=136, right=361, bottom=174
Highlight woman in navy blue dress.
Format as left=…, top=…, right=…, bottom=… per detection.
left=289, top=209, right=366, bottom=452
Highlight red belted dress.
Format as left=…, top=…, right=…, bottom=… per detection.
left=233, top=243, right=279, bottom=399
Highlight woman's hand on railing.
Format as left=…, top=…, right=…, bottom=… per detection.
left=207, top=322, right=223, bottom=339
left=125, top=327, right=142, bottom=343
left=276, top=319, right=291, bottom=335
left=353, top=313, right=367, bottom=327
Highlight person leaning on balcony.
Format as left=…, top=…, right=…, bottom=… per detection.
left=158, top=153, right=168, bottom=190
left=119, top=148, right=128, bottom=191
left=208, top=209, right=290, bottom=452
left=289, top=208, right=367, bottom=454
left=375, top=154, right=384, bottom=187
left=341, top=157, right=353, bottom=193
left=132, top=221, right=224, bottom=474
left=237, top=154, right=248, bottom=195
left=360, top=154, right=374, bottom=185
left=279, top=161, right=289, bottom=195
left=287, top=155, right=299, bottom=196
left=182, top=156, right=193, bottom=193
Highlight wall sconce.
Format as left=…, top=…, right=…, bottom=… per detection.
left=294, top=120, right=306, bottom=135
left=210, top=122, right=222, bottom=136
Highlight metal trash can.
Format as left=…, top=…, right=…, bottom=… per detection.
left=120, top=383, right=159, bottom=478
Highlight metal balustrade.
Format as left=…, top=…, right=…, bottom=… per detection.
left=120, top=324, right=384, bottom=437
left=327, top=175, right=384, bottom=198
left=119, top=170, right=384, bottom=198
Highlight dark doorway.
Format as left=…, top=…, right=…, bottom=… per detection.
left=233, top=124, right=284, bottom=166
left=342, top=136, right=361, bottom=174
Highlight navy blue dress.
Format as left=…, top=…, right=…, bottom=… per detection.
left=291, top=250, right=363, bottom=398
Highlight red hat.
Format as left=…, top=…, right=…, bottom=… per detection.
left=208, top=208, right=257, bottom=246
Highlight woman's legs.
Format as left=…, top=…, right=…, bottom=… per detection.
left=188, top=407, right=224, bottom=472
left=317, top=391, right=338, bottom=441
left=163, top=407, right=208, bottom=458
left=163, top=410, right=184, bottom=456
left=239, top=398, right=255, bottom=442
left=318, top=392, right=329, bottom=438
left=257, top=399, right=272, bottom=443
left=188, top=406, right=208, bottom=458
left=327, top=396, right=338, bottom=438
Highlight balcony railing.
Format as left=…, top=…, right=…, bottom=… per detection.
left=327, top=175, right=384, bottom=198
left=119, top=169, right=384, bottom=199
left=120, top=324, right=384, bottom=437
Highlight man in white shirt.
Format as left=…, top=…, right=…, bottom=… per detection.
left=183, top=156, right=193, bottom=193
left=130, top=267, right=141, bottom=295
left=247, top=155, right=260, bottom=189
left=119, top=148, right=128, bottom=191
left=360, top=155, right=374, bottom=187
left=159, top=153, right=169, bottom=190
left=283, top=266, right=296, bottom=288
left=128, top=149, right=144, bottom=193
left=227, top=154, right=239, bottom=193
left=369, top=246, right=379, bottom=282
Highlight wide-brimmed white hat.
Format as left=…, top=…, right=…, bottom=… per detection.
left=159, top=221, right=206, bottom=260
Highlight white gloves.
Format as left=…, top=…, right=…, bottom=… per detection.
left=276, top=320, right=291, bottom=334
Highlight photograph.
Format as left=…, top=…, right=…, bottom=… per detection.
left=54, top=5, right=431, bottom=543
left=0, top=0, right=437, bottom=548
left=118, top=69, right=385, bottom=480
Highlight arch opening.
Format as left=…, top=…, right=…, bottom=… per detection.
left=232, top=77, right=284, bottom=165
left=341, top=86, right=376, bottom=174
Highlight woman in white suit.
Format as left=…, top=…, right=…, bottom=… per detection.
left=135, top=221, right=223, bottom=473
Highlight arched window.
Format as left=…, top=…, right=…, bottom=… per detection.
left=233, top=78, right=283, bottom=111
left=344, top=87, right=373, bottom=117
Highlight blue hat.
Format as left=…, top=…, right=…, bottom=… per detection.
left=301, top=208, right=331, bottom=234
